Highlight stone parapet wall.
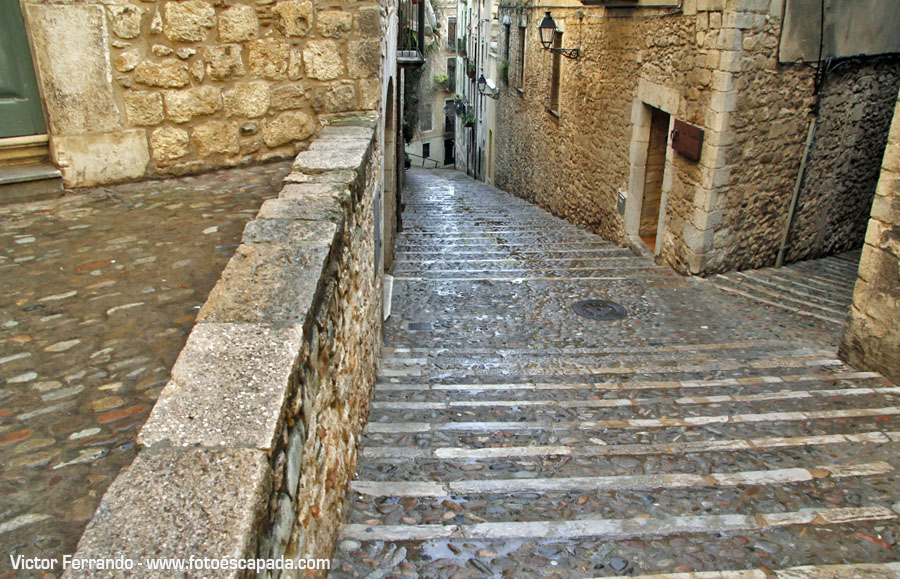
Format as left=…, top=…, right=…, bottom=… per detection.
left=67, top=118, right=381, bottom=577
left=840, top=90, right=900, bottom=384
left=22, top=0, right=381, bottom=187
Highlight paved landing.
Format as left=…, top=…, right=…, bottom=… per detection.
left=0, top=161, right=290, bottom=571
left=330, top=169, right=897, bottom=578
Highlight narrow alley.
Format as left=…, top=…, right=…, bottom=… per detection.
left=331, top=168, right=900, bottom=577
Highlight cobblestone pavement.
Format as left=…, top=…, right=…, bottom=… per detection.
left=0, top=161, right=290, bottom=572
left=331, top=168, right=899, bottom=578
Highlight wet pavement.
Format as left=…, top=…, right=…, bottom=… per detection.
left=0, top=160, right=291, bottom=572
left=331, top=168, right=899, bottom=578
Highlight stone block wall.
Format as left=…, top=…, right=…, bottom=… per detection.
left=785, top=57, right=900, bottom=263
left=68, top=119, right=382, bottom=576
left=492, top=0, right=897, bottom=275
left=22, top=0, right=382, bottom=187
left=840, top=89, right=900, bottom=384
left=494, top=6, right=707, bottom=243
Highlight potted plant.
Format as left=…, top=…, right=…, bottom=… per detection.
left=466, top=60, right=475, bottom=79
left=463, top=112, right=476, bottom=127
left=434, top=73, right=449, bottom=91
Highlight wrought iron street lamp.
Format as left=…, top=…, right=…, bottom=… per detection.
left=476, top=74, right=500, bottom=100
left=537, top=11, right=580, bottom=60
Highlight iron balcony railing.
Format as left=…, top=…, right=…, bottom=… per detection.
left=398, top=0, right=426, bottom=66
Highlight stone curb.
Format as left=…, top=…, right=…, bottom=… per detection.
left=67, top=116, right=380, bottom=577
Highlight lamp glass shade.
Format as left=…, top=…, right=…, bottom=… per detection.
left=538, top=11, right=556, bottom=50
left=477, top=74, right=487, bottom=93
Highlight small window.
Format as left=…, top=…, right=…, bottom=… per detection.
left=447, top=57, right=456, bottom=89
left=549, top=33, right=562, bottom=113
left=517, top=26, right=526, bottom=90
left=423, top=142, right=431, bottom=158
left=504, top=23, right=511, bottom=61
left=447, top=17, right=457, bottom=50
left=420, top=101, right=433, bottom=132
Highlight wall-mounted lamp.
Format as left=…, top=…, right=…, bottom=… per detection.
left=537, top=11, right=580, bottom=60
left=476, top=74, right=500, bottom=100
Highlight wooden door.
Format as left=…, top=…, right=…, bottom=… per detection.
left=0, top=0, right=47, bottom=138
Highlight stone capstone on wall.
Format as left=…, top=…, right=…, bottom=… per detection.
left=68, top=118, right=382, bottom=575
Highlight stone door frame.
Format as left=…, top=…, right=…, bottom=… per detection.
left=624, top=80, right=681, bottom=256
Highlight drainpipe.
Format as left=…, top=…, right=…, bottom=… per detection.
left=775, top=116, right=817, bottom=268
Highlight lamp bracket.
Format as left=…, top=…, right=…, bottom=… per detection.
left=548, top=46, right=580, bottom=60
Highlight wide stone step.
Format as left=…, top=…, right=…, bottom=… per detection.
left=710, top=275, right=850, bottom=325
left=376, top=354, right=847, bottom=381
left=339, top=505, right=897, bottom=542
left=373, top=371, right=890, bottom=402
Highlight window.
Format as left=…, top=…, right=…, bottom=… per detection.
left=504, top=23, right=511, bottom=60
left=420, top=101, right=433, bottom=132
left=517, top=26, right=526, bottom=90
left=444, top=99, right=454, bottom=133
left=447, top=57, right=456, bottom=90
left=549, top=33, right=562, bottom=113
left=423, top=142, right=431, bottom=158
left=447, top=17, right=457, bottom=50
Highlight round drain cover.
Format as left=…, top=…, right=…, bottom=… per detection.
left=573, top=299, right=627, bottom=321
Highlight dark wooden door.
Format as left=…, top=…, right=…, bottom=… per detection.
left=0, top=0, right=47, bottom=138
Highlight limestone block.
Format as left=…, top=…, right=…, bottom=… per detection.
left=164, top=86, right=222, bottom=123
left=164, top=0, right=216, bottom=43
left=218, top=4, right=259, bottom=43
left=192, top=121, right=239, bottom=156
left=150, top=8, right=162, bottom=34
left=271, top=83, right=307, bottom=110
left=243, top=216, right=337, bottom=245
left=348, top=40, right=380, bottom=79
left=203, top=44, right=245, bottom=80
left=24, top=5, right=121, bottom=134
left=358, top=78, right=379, bottom=110
left=272, top=0, right=314, bottom=37
left=176, top=48, right=196, bottom=60
left=324, top=84, right=357, bottom=113
left=356, top=6, right=380, bottom=36
left=70, top=448, right=271, bottom=566
left=303, top=41, right=344, bottom=80
left=54, top=130, right=149, bottom=187
left=263, top=111, right=315, bottom=147
left=224, top=81, right=270, bottom=118
left=107, top=5, right=145, bottom=39
left=115, top=47, right=141, bottom=72
left=139, top=322, right=305, bottom=448
left=318, top=11, right=352, bottom=38
left=150, top=126, right=190, bottom=160
left=124, top=91, right=164, bottom=126
left=190, top=60, right=205, bottom=82
left=249, top=39, right=291, bottom=80
left=288, top=49, right=303, bottom=80
left=134, top=59, right=190, bottom=88
left=152, top=44, right=174, bottom=57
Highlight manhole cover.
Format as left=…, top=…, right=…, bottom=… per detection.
left=573, top=299, right=627, bottom=321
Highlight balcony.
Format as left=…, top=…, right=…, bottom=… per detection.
left=398, top=0, right=426, bottom=67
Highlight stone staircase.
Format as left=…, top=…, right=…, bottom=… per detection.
left=330, top=169, right=899, bottom=578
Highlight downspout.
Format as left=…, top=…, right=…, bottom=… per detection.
left=775, top=0, right=825, bottom=268
left=775, top=116, right=817, bottom=267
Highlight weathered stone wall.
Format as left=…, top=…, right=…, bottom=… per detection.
left=22, top=0, right=382, bottom=187
left=68, top=119, right=382, bottom=576
left=494, top=6, right=706, bottom=244
left=840, top=90, right=900, bottom=384
left=785, top=57, right=900, bottom=263
left=492, top=0, right=897, bottom=275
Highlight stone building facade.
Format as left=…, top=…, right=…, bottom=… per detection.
left=841, top=87, right=900, bottom=384
left=13, top=0, right=383, bottom=187
left=491, top=0, right=900, bottom=275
